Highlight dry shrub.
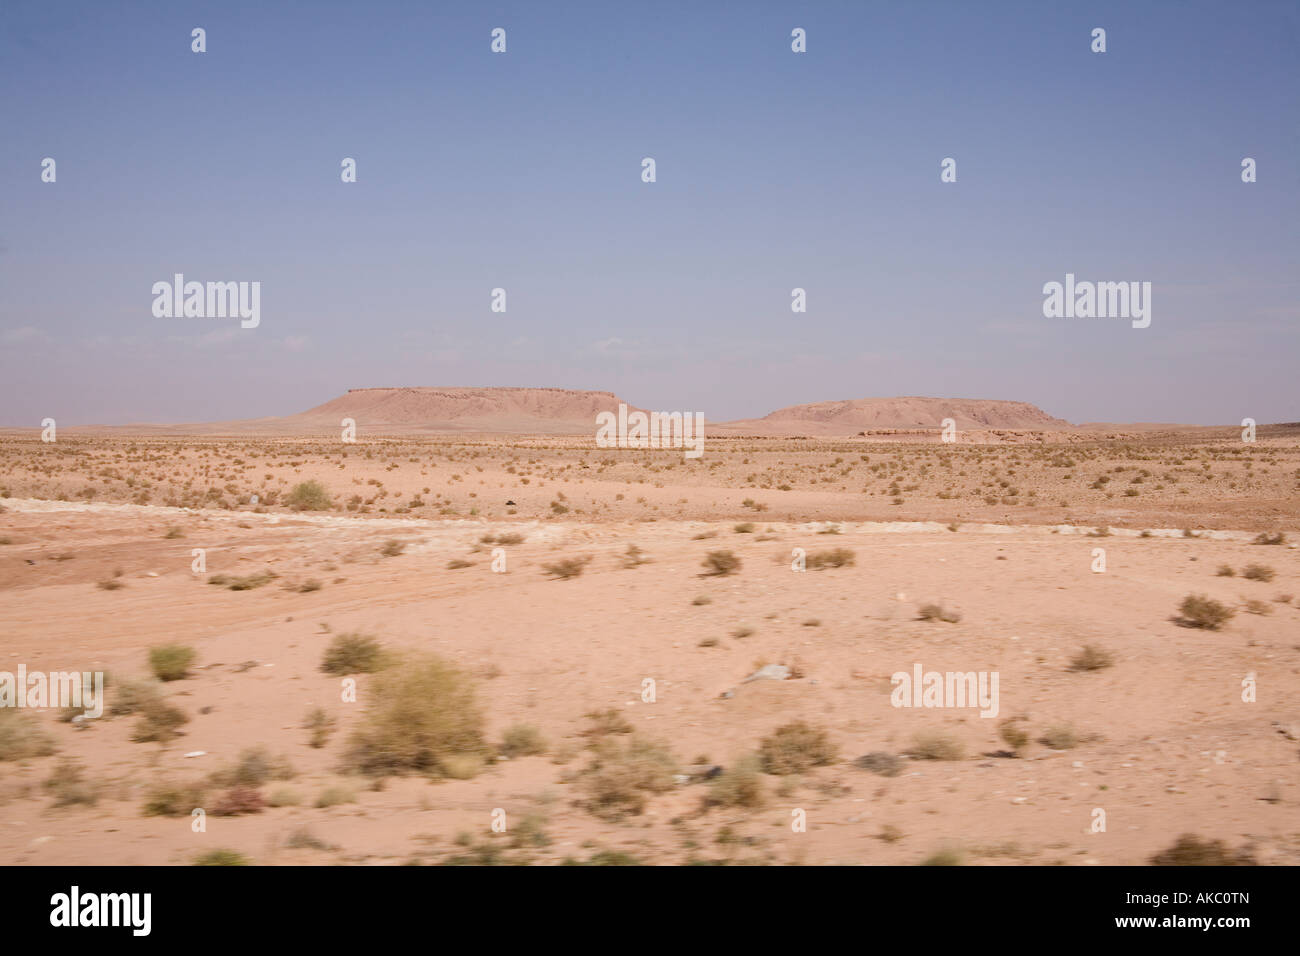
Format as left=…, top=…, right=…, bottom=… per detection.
left=577, top=734, right=677, bottom=820
left=702, top=550, right=741, bottom=576
left=344, top=654, right=487, bottom=778
left=1177, top=594, right=1234, bottom=629
left=320, top=633, right=384, bottom=675
left=758, top=720, right=836, bottom=775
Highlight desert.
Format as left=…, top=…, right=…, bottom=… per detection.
left=1, top=389, right=1296, bottom=866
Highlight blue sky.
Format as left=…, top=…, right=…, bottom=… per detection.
left=2, top=0, right=1296, bottom=425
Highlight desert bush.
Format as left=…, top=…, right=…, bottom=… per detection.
left=1243, top=598, right=1271, bottom=615
left=621, top=544, right=650, bottom=568
left=499, top=723, right=547, bottom=758
left=702, top=550, right=741, bottom=576
left=286, top=480, right=332, bottom=511
left=733, top=522, right=755, bottom=534
left=854, top=751, right=903, bottom=776
left=542, top=556, right=592, bottom=579
left=692, top=594, right=712, bottom=606
left=706, top=754, right=766, bottom=808
left=213, top=786, right=266, bottom=816
left=921, top=848, right=965, bottom=866
left=320, top=633, right=384, bottom=675
left=1177, top=594, right=1235, bottom=629
left=1149, top=834, right=1256, bottom=866
left=908, top=732, right=964, bottom=761
left=917, top=603, right=961, bottom=623
left=344, top=654, right=487, bottom=777
left=446, top=558, right=473, bottom=569
left=1252, top=532, right=1285, bottom=546
left=148, top=644, right=196, bottom=681
left=314, top=786, right=356, bottom=808
left=193, top=849, right=249, bottom=866
left=577, top=734, right=677, bottom=820
left=0, top=710, right=56, bottom=761
left=582, top=708, right=634, bottom=738
left=209, top=747, right=293, bottom=789
left=1216, top=565, right=1235, bottom=577
left=998, top=719, right=1030, bottom=754
left=143, top=783, right=206, bottom=817
left=807, top=548, right=855, bottom=569
left=304, top=707, right=335, bottom=749
left=1038, top=726, right=1078, bottom=750
left=758, top=721, right=837, bottom=775
left=44, top=760, right=99, bottom=807
left=130, top=696, right=189, bottom=743
left=1242, top=563, right=1275, bottom=582
left=1069, top=645, right=1114, bottom=672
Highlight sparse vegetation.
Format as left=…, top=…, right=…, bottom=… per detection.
left=758, top=721, right=836, bottom=775
left=1177, top=594, right=1235, bottom=629
left=148, top=644, right=196, bottom=682
left=702, top=550, right=741, bottom=576
left=320, top=633, right=384, bottom=675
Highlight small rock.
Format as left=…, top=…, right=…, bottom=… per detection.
left=743, top=664, right=791, bottom=683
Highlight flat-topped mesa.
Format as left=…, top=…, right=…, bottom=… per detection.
left=291, top=386, right=640, bottom=434
left=721, top=396, right=1072, bottom=435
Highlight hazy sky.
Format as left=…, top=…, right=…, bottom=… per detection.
left=2, top=0, right=1296, bottom=426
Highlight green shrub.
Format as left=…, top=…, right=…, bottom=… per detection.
left=148, top=644, right=196, bottom=681
left=286, top=480, right=332, bottom=511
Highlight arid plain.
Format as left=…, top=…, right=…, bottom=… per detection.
left=1, top=391, right=1298, bottom=866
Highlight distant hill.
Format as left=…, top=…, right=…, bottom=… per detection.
left=287, top=386, right=639, bottom=435
left=717, top=396, right=1072, bottom=435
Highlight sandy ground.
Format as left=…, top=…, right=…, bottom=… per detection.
left=1, top=434, right=1297, bottom=865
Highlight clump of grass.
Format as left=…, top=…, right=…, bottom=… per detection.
left=499, top=723, right=547, bottom=758
left=542, top=556, right=592, bottom=579
left=297, top=579, right=323, bottom=592
left=1243, top=598, right=1272, bottom=616
left=446, top=558, right=474, bottom=569
left=344, top=654, right=487, bottom=778
left=314, top=786, right=356, bottom=808
left=758, top=721, right=836, bottom=775
left=908, top=732, right=964, bottom=761
left=921, top=848, right=965, bottom=866
left=0, top=710, right=57, bottom=761
left=1149, top=834, right=1256, bottom=866
left=706, top=754, right=766, bottom=808
left=1069, top=645, right=1114, bottom=672
left=45, top=760, right=99, bottom=807
left=130, top=696, right=189, bottom=743
left=917, top=603, right=961, bottom=623
left=733, top=522, right=755, bottom=534
left=731, top=626, right=755, bottom=638
left=143, top=783, right=206, bottom=817
left=1252, top=532, right=1285, bottom=546
left=380, top=540, right=406, bottom=557
left=807, top=548, right=855, bottom=569
left=577, top=734, right=677, bottom=820
left=1216, top=565, right=1236, bottom=577
left=163, top=526, right=185, bottom=539
left=1038, top=726, right=1078, bottom=750
left=691, top=594, right=712, bottom=606
left=304, top=707, right=335, bottom=749
left=621, top=544, right=650, bottom=568
left=998, top=718, right=1030, bottom=755
left=97, top=577, right=126, bottom=590
left=702, top=550, right=741, bottom=576
left=582, top=708, right=634, bottom=738
left=194, top=849, right=250, bottom=866
left=148, top=644, right=196, bottom=681
left=285, top=480, right=332, bottom=511
left=854, top=751, right=903, bottom=777
left=209, top=747, right=294, bottom=789
left=1241, top=563, right=1275, bottom=582
left=1177, top=594, right=1235, bottom=630
left=320, top=633, right=384, bottom=675
left=213, top=786, right=266, bottom=816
